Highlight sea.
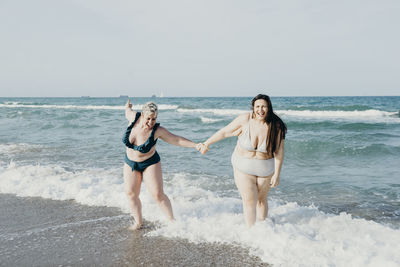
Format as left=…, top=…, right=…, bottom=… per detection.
left=0, top=96, right=399, bottom=266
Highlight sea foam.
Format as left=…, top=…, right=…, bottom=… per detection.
left=178, top=108, right=247, bottom=116
left=3, top=102, right=398, bottom=123
left=0, top=162, right=399, bottom=266
left=179, top=108, right=400, bottom=123
left=278, top=109, right=399, bottom=123
left=0, top=103, right=178, bottom=111
left=200, top=116, right=224, bottom=123
left=0, top=143, right=45, bottom=155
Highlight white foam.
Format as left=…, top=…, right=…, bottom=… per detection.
left=278, top=109, right=400, bottom=123
left=200, top=116, right=223, bottom=123
left=177, top=108, right=399, bottom=123
left=1, top=162, right=399, bottom=266
left=0, top=162, right=128, bottom=210
left=0, top=103, right=178, bottom=111
left=0, top=143, right=45, bottom=155
left=177, top=108, right=247, bottom=116
left=3, top=102, right=397, bottom=123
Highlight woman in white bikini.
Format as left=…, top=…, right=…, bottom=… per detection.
left=200, top=94, right=287, bottom=227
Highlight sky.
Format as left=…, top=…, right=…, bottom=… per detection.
left=0, top=0, right=399, bottom=97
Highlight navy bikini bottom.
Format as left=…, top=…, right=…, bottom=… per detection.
left=125, top=151, right=160, bottom=172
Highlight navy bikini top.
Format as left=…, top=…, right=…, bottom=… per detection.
left=122, top=112, right=159, bottom=153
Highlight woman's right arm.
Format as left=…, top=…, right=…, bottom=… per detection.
left=125, top=99, right=136, bottom=123
left=203, top=113, right=248, bottom=150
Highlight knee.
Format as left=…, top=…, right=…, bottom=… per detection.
left=241, top=195, right=257, bottom=205
left=152, top=191, right=166, bottom=203
left=257, top=195, right=268, bottom=203
left=125, top=190, right=139, bottom=201
left=257, top=199, right=267, bottom=207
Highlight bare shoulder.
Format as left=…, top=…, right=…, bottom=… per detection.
left=235, top=112, right=251, bottom=124
left=154, top=125, right=168, bottom=138
left=156, top=125, right=167, bottom=132
left=227, top=112, right=250, bottom=136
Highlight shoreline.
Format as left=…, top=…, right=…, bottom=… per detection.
left=0, top=194, right=270, bottom=266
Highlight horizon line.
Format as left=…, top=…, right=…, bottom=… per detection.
left=0, top=95, right=399, bottom=98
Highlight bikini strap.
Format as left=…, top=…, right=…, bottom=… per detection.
left=122, top=112, right=141, bottom=148
left=150, top=123, right=160, bottom=140
left=131, top=112, right=141, bottom=127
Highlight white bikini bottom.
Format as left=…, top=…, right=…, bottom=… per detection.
left=231, top=152, right=275, bottom=177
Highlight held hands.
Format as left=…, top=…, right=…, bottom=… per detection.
left=196, top=143, right=209, bottom=154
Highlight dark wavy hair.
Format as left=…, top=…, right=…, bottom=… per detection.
left=251, top=94, right=287, bottom=155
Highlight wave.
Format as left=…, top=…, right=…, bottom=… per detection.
left=2, top=102, right=398, bottom=122
left=0, top=143, right=46, bottom=155
left=279, top=109, right=399, bottom=122
left=0, top=103, right=178, bottom=111
left=1, top=162, right=399, bottom=266
left=177, top=108, right=247, bottom=116
left=178, top=108, right=399, bottom=122
left=200, top=116, right=224, bottom=124
left=335, top=143, right=400, bottom=157
left=285, top=105, right=376, bottom=111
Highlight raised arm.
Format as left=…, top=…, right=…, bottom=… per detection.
left=203, top=113, right=249, bottom=149
left=157, top=126, right=197, bottom=149
left=125, top=99, right=136, bottom=123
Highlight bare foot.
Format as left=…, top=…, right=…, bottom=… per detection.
left=128, top=223, right=142, bottom=231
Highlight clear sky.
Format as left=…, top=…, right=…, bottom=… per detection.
left=0, top=0, right=399, bottom=97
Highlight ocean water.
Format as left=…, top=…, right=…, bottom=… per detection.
left=0, top=96, right=399, bottom=266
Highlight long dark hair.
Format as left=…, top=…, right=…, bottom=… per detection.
left=251, top=94, right=287, bottom=155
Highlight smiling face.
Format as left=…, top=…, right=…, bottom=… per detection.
left=142, top=112, right=157, bottom=129
left=141, top=102, right=158, bottom=129
left=253, top=99, right=268, bottom=120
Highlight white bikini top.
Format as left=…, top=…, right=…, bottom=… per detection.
left=238, top=122, right=268, bottom=153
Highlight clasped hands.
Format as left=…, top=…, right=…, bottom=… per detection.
left=196, top=143, right=209, bottom=154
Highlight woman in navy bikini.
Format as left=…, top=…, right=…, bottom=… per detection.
left=123, top=99, right=201, bottom=230
left=200, top=94, right=287, bottom=227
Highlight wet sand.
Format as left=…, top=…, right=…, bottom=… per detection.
left=0, top=194, right=270, bottom=266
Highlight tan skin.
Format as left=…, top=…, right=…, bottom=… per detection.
left=124, top=99, right=202, bottom=230
left=200, top=99, right=285, bottom=227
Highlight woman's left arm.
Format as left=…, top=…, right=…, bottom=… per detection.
left=157, top=126, right=197, bottom=148
left=270, top=139, right=285, bottom=188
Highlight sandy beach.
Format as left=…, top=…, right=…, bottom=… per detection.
left=0, top=194, right=269, bottom=266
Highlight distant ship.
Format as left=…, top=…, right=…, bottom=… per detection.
left=151, top=92, right=164, bottom=98
left=119, top=95, right=129, bottom=98
left=81, top=96, right=90, bottom=98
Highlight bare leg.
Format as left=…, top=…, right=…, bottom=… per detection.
left=143, top=162, right=174, bottom=221
left=233, top=168, right=258, bottom=227
left=123, top=163, right=143, bottom=230
left=256, top=176, right=272, bottom=221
